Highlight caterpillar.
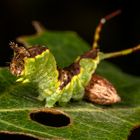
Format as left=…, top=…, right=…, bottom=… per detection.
left=10, top=10, right=140, bottom=107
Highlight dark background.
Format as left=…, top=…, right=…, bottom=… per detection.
left=0, top=0, right=140, bottom=76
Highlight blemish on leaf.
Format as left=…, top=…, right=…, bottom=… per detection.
left=0, top=132, right=39, bottom=140
left=30, top=109, right=71, bottom=127
left=128, top=125, right=140, bottom=140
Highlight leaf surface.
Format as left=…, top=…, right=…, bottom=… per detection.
left=0, top=29, right=140, bottom=139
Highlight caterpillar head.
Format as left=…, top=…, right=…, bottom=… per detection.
left=10, top=42, right=47, bottom=76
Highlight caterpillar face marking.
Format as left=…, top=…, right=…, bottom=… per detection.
left=10, top=42, right=47, bottom=76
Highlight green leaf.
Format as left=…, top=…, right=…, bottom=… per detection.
left=0, top=29, right=140, bottom=139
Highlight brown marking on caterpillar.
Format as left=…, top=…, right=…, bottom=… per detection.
left=10, top=42, right=47, bottom=76
left=81, top=48, right=98, bottom=59
left=58, top=62, right=80, bottom=89
left=85, top=74, right=121, bottom=105
left=58, top=69, right=71, bottom=89
left=58, top=49, right=99, bottom=89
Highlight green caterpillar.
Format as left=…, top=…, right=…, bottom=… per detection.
left=10, top=10, right=140, bottom=107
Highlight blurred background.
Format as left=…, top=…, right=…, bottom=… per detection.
left=0, top=0, right=140, bottom=75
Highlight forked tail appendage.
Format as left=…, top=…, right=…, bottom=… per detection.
left=101, top=44, right=140, bottom=60
left=92, top=10, right=121, bottom=49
